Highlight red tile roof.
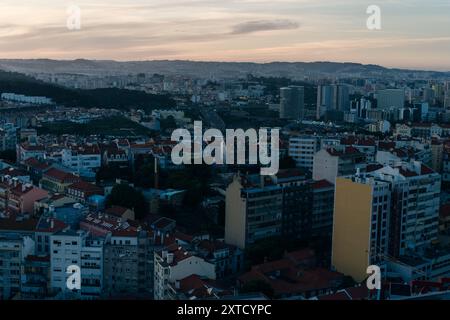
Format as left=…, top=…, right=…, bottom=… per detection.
left=44, top=168, right=80, bottom=182
left=105, top=206, right=130, bottom=217
left=440, top=204, right=450, bottom=219
left=68, top=180, right=103, bottom=194
left=0, top=167, right=29, bottom=177
left=0, top=216, right=38, bottom=231
left=366, top=164, right=383, bottom=173
left=24, top=157, right=51, bottom=170
left=421, top=164, right=435, bottom=175
left=312, top=179, right=333, bottom=190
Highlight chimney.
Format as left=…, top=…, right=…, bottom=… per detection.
left=167, top=253, right=174, bottom=264
left=51, top=219, right=54, bottom=229
left=154, top=157, right=159, bottom=190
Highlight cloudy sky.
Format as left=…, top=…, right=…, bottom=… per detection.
left=0, top=0, right=449, bottom=70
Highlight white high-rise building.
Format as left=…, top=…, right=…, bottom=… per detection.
left=50, top=230, right=103, bottom=299
left=288, top=136, right=320, bottom=172
left=50, top=230, right=83, bottom=298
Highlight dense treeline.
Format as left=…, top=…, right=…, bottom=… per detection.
left=37, top=116, right=153, bottom=136
left=0, top=70, right=175, bottom=111
left=249, top=75, right=317, bottom=104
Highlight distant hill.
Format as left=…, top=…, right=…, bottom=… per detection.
left=0, top=70, right=175, bottom=110
left=0, top=59, right=449, bottom=80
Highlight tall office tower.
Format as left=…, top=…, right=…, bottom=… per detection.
left=423, top=87, right=435, bottom=104
left=316, top=85, right=333, bottom=119
left=280, top=86, right=305, bottom=120
left=375, top=89, right=405, bottom=110
left=433, top=84, right=446, bottom=104
left=445, top=88, right=450, bottom=109
left=333, top=85, right=350, bottom=112
left=316, top=85, right=349, bottom=119
left=332, top=161, right=441, bottom=282
left=355, top=98, right=372, bottom=119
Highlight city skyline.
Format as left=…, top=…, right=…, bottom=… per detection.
left=1, top=0, right=450, bottom=71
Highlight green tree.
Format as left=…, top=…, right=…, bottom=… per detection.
left=106, top=184, right=148, bottom=220
left=134, top=162, right=155, bottom=188
left=279, top=155, right=296, bottom=169
left=0, top=150, right=17, bottom=162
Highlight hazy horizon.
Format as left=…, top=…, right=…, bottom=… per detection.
left=1, top=57, right=449, bottom=74
left=1, top=0, right=449, bottom=71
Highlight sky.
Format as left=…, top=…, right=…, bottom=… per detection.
left=0, top=0, right=449, bottom=71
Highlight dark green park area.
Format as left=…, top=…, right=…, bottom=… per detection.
left=37, top=116, right=154, bottom=137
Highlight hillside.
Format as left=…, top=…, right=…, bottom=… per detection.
left=0, top=70, right=175, bottom=111
left=0, top=59, right=448, bottom=80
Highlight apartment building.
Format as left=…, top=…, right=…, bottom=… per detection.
left=35, top=216, right=68, bottom=255
left=312, top=180, right=335, bottom=237
left=80, top=212, right=154, bottom=298
left=374, top=162, right=441, bottom=256
left=80, top=237, right=103, bottom=299
left=225, top=174, right=283, bottom=249
left=40, top=168, right=81, bottom=193
left=16, top=142, right=46, bottom=163
left=0, top=124, right=17, bottom=152
left=22, top=157, right=52, bottom=185
left=61, top=145, right=101, bottom=178
left=154, top=246, right=216, bottom=300
left=49, top=229, right=104, bottom=299
left=332, top=161, right=441, bottom=282
left=49, top=229, right=83, bottom=298
left=0, top=235, right=35, bottom=299
left=21, top=255, right=51, bottom=299
left=273, top=170, right=312, bottom=240
left=313, top=146, right=366, bottom=183
left=332, top=175, right=391, bottom=282
left=288, top=136, right=320, bottom=172
left=7, top=183, right=48, bottom=215
left=194, top=239, right=244, bottom=279
left=0, top=175, right=48, bottom=216
left=66, top=180, right=104, bottom=203
left=431, top=139, right=443, bottom=173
